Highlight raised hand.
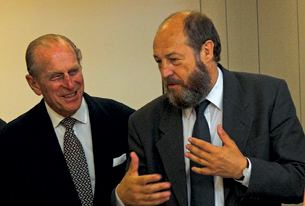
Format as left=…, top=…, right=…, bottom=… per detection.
left=117, top=152, right=171, bottom=206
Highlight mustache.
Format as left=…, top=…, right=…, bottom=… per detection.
left=164, top=77, right=185, bottom=86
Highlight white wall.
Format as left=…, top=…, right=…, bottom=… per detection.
left=201, top=0, right=304, bottom=130
left=0, top=0, right=200, bottom=122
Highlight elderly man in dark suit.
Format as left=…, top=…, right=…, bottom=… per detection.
left=116, top=11, right=305, bottom=206
left=0, top=34, right=134, bottom=206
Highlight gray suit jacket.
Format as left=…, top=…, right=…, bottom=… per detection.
left=128, top=65, right=305, bottom=206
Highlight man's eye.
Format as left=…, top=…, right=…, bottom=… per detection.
left=50, top=74, right=62, bottom=81
left=170, top=58, right=180, bottom=65
left=69, top=69, right=79, bottom=76
left=155, top=59, right=161, bottom=63
left=154, top=59, right=162, bottom=68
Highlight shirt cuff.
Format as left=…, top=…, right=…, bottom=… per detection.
left=234, top=157, right=252, bottom=187
left=115, top=184, right=126, bottom=206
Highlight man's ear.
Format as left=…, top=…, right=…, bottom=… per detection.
left=25, top=74, right=42, bottom=96
left=200, top=40, right=214, bottom=64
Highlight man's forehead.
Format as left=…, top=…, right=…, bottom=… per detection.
left=36, top=42, right=72, bottom=55
left=154, top=17, right=186, bottom=49
left=34, top=44, right=77, bottom=72
left=158, top=18, right=184, bottom=36
left=153, top=28, right=188, bottom=54
left=35, top=43, right=74, bottom=59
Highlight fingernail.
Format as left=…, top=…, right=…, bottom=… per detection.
left=219, top=124, right=223, bottom=131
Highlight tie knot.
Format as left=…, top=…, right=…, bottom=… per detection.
left=61, top=117, right=77, bottom=129
left=195, top=100, right=210, bottom=116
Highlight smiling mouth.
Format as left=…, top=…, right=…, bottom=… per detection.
left=63, top=92, right=76, bottom=98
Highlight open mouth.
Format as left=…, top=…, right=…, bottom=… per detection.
left=63, top=91, right=76, bottom=98
left=167, top=84, right=181, bottom=89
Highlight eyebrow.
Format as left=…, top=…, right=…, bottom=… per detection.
left=68, top=65, right=81, bottom=71
left=153, top=52, right=182, bottom=59
left=44, top=71, right=62, bottom=79
left=45, top=65, right=80, bottom=77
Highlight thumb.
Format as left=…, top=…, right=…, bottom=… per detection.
left=217, top=124, right=233, bottom=146
left=127, top=151, right=139, bottom=176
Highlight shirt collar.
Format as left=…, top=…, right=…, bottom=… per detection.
left=45, top=97, right=89, bottom=128
left=183, top=66, right=224, bottom=118
left=206, top=66, right=223, bottom=111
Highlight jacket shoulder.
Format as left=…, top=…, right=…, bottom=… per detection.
left=84, top=93, right=135, bottom=116
left=1, top=100, right=46, bottom=133
left=130, top=94, right=172, bottom=120
left=232, top=71, right=285, bottom=85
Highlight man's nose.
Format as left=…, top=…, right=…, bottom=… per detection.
left=160, top=63, right=174, bottom=78
left=63, top=74, right=74, bottom=88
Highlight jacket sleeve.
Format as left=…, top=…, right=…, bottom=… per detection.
left=243, top=80, right=305, bottom=204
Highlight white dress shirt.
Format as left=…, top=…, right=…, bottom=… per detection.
left=45, top=97, right=96, bottom=195
left=182, top=67, right=251, bottom=206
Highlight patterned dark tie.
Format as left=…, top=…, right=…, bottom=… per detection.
left=61, top=117, right=94, bottom=206
left=190, top=100, right=215, bottom=206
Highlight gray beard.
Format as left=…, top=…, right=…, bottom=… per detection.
left=164, top=59, right=212, bottom=109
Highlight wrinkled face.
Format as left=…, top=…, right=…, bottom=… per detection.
left=153, top=26, right=211, bottom=108
left=29, top=43, right=84, bottom=117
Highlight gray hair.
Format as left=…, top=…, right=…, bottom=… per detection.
left=25, top=34, right=82, bottom=77
left=183, top=11, right=221, bottom=62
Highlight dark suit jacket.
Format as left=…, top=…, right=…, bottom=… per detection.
left=0, top=93, right=134, bottom=206
left=127, top=65, right=305, bottom=206
left=0, top=118, right=5, bottom=129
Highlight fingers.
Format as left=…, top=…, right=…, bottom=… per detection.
left=185, top=137, right=216, bottom=164
left=187, top=137, right=214, bottom=153
left=134, top=179, right=171, bottom=205
left=186, top=124, right=232, bottom=156
left=130, top=190, right=171, bottom=206
left=135, top=173, right=163, bottom=186
left=185, top=150, right=209, bottom=165
left=117, top=152, right=171, bottom=205
left=191, top=166, right=211, bottom=175
left=185, top=125, right=248, bottom=178
left=140, top=181, right=171, bottom=195
left=127, top=152, right=165, bottom=185
left=125, top=176, right=170, bottom=195
left=118, top=174, right=171, bottom=205
left=185, top=142, right=210, bottom=166
left=217, top=124, right=233, bottom=146
left=128, top=151, right=139, bottom=176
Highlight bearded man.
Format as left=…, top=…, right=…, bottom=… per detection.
left=114, top=11, right=305, bottom=206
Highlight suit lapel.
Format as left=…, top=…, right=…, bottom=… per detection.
left=26, top=100, right=77, bottom=192
left=157, top=102, right=188, bottom=206
left=220, top=66, right=253, bottom=201
left=84, top=94, right=112, bottom=199
left=29, top=100, right=71, bottom=171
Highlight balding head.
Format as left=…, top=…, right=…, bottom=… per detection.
left=26, top=34, right=82, bottom=78
left=155, top=11, right=221, bottom=62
